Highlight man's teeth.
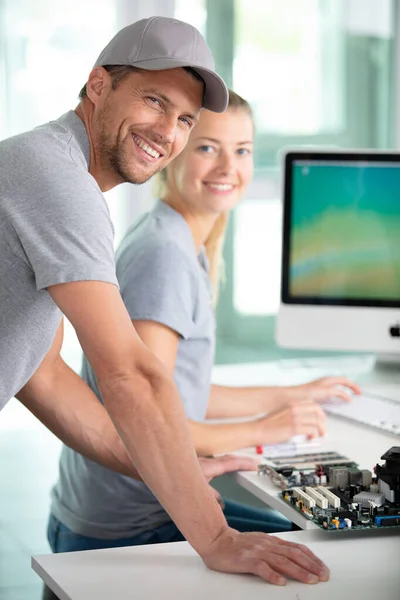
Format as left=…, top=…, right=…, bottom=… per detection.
left=133, top=135, right=160, bottom=159
left=206, top=183, right=234, bottom=191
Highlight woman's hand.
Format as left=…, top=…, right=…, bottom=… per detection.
left=254, top=402, right=326, bottom=445
left=283, top=376, right=361, bottom=404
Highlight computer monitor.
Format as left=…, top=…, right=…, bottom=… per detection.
left=276, top=150, right=400, bottom=359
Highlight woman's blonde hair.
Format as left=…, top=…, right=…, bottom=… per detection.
left=154, top=89, right=254, bottom=304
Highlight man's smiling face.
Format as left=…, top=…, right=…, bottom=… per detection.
left=91, top=67, right=203, bottom=186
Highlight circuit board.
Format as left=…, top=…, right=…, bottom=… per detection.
left=258, top=446, right=400, bottom=531
left=258, top=451, right=358, bottom=489
left=280, top=486, right=400, bottom=531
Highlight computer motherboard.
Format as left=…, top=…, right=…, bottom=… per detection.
left=258, top=446, right=400, bottom=531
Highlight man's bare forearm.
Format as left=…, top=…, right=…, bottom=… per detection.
left=98, top=351, right=229, bottom=555
left=18, top=352, right=230, bottom=554
left=17, top=357, right=141, bottom=479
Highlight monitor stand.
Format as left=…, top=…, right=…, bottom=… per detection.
left=376, top=353, right=400, bottom=367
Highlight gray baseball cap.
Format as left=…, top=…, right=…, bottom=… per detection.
left=93, top=16, right=228, bottom=113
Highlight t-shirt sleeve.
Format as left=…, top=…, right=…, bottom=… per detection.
left=10, top=147, right=118, bottom=291
left=119, top=241, right=198, bottom=339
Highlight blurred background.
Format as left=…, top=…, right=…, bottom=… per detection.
left=1, top=0, right=397, bottom=370
left=0, top=1, right=398, bottom=597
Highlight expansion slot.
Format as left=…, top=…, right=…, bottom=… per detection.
left=292, top=488, right=315, bottom=509
left=316, top=486, right=340, bottom=508
left=304, top=487, right=328, bottom=509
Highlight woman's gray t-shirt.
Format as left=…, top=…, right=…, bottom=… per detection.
left=50, top=201, right=216, bottom=539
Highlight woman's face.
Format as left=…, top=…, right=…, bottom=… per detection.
left=167, top=107, right=254, bottom=216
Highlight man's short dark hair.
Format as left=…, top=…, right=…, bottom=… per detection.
left=78, top=65, right=204, bottom=100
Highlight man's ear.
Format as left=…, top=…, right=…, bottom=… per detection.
left=85, top=67, right=112, bottom=105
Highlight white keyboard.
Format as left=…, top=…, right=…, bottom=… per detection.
left=323, top=393, right=400, bottom=436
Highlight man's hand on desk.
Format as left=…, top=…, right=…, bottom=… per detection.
left=199, top=454, right=259, bottom=509
left=198, top=456, right=330, bottom=585
left=202, top=529, right=330, bottom=586
left=281, top=376, right=361, bottom=405
left=199, top=454, right=259, bottom=480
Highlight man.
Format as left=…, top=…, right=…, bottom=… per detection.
left=0, top=17, right=329, bottom=585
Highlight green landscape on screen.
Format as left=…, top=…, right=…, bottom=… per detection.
left=290, top=163, right=400, bottom=300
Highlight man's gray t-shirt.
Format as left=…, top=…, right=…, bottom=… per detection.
left=50, top=201, right=216, bottom=539
left=0, top=112, right=118, bottom=408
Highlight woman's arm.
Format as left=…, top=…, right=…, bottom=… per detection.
left=190, top=403, right=325, bottom=455
left=207, top=376, right=361, bottom=420
left=207, top=384, right=278, bottom=419
left=132, top=320, right=326, bottom=455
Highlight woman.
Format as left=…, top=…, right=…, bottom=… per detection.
left=47, top=90, right=359, bottom=555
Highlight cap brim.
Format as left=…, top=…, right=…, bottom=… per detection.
left=131, top=58, right=228, bottom=113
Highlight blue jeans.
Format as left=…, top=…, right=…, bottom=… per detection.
left=47, top=500, right=292, bottom=553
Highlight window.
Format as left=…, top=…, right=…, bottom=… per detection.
left=1, top=0, right=396, bottom=367
left=197, top=0, right=396, bottom=360
left=0, top=0, right=117, bottom=137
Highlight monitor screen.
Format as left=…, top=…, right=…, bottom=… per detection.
left=282, top=153, right=400, bottom=308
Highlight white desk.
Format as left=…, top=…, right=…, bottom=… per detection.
left=32, top=355, right=400, bottom=596
left=33, top=529, right=400, bottom=599
left=212, top=355, right=400, bottom=529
